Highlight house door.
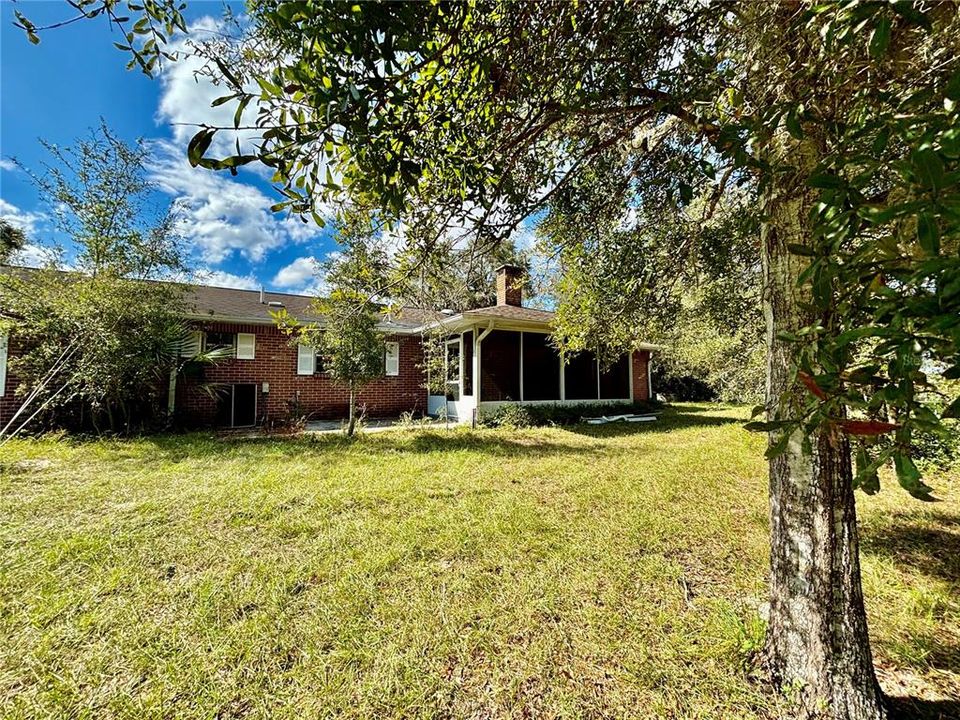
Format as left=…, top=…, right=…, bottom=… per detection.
left=233, top=384, right=257, bottom=427
left=214, top=384, right=258, bottom=427
left=445, top=338, right=461, bottom=418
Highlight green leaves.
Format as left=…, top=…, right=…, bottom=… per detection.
left=785, top=109, right=804, bottom=140
left=854, top=445, right=881, bottom=494
left=868, top=16, right=891, bottom=58
left=912, top=148, right=945, bottom=192
left=16, top=1, right=189, bottom=77
left=187, top=129, right=216, bottom=168
left=787, top=243, right=816, bottom=257
left=807, top=172, right=844, bottom=189
left=14, top=10, right=41, bottom=44
left=916, top=212, right=940, bottom=255
left=893, top=452, right=935, bottom=500
left=943, top=396, right=960, bottom=420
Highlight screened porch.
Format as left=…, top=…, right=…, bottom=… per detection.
left=427, top=326, right=636, bottom=421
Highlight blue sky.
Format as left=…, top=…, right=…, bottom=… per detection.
left=0, top=1, right=335, bottom=294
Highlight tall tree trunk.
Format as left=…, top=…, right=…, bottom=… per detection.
left=761, top=131, right=887, bottom=720
left=347, top=382, right=356, bottom=437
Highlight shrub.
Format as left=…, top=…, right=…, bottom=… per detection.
left=484, top=404, right=535, bottom=429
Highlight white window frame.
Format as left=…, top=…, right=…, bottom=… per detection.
left=297, top=344, right=316, bottom=375
left=385, top=341, right=400, bottom=376
left=236, top=332, right=256, bottom=360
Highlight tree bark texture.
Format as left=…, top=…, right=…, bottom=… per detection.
left=761, top=132, right=887, bottom=720
left=347, top=384, right=356, bottom=437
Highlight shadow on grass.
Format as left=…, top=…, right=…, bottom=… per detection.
left=140, top=428, right=609, bottom=460
left=862, top=515, right=960, bottom=681
left=888, top=696, right=960, bottom=720
left=861, top=516, right=960, bottom=586
left=567, top=403, right=745, bottom=439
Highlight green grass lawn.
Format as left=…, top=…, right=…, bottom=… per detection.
left=0, top=405, right=957, bottom=719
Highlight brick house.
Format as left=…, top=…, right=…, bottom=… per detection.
left=0, top=266, right=655, bottom=428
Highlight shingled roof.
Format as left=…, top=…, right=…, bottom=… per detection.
left=182, top=283, right=433, bottom=330
left=0, top=266, right=431, bottom=331
left=462, top=304, right=556, bottom=324
left=183, top=284, right=314, bottom=323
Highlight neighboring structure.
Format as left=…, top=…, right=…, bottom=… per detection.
left=0, top=266, right=655, bottom=428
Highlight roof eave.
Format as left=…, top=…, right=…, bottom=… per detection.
left=183, top=312, right=421, bottom=334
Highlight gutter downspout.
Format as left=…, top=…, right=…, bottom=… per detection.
left=477, top=321, right=494, bottom=344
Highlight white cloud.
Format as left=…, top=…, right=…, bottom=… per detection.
left=151, top=21, right=328, bottom=271
left=157, top=17, right=261, bottom=159
left=155, top=17, right=339, bottom=215
left=189, top=268, right=260, bottom=290
left=0, top=198, right=46, bottom=237
left=0, top=159, right=16, bottom=172
left=272, top=256, right=318, bottom=288
left=147, top=140, right=321, bottom=265
left=9, top=243, right=59, bottom=268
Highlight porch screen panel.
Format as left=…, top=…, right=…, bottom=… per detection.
left=599, top=354, right=631, bottom=399
left=522, top=333, right=560, bottom=400
left=480, top=331, right=520, bottom=401
left=462, top=331, right=474, bottom=396
left=564, top=351, right=598, bottom=400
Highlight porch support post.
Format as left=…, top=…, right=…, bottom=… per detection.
left=647, top=353, right=653, bottom=400
left=476, top=322, right=494, bottom=407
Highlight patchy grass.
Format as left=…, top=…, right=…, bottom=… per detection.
left=0, top=404, right=956, bottom=719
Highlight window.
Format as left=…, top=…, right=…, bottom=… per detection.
left=599, top=354, right=631, bottom=399
left=564, top=351, right=598, bottom=400
left=297, top=344, right=315, bottom=375
left=236, top=333, right=256, bottom=360
left=385, top=341, right=400, bottom=376
left=522, top=332, right=561, bottom=400
left=462, top=331, right=474, bottom=396
left=205, top=331, right=235, bottom=355
left=445, top=339, right=460, bottom=400
left=180, top=330, right=203, bottom=358
left=480, top=330, right=521, bottom=401
left=0, top=334, right=7, bottom=398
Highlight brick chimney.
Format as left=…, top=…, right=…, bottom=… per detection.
left=495, top=264, right=523, bottom=307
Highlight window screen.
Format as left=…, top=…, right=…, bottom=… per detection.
left=599, top=354, right=631, bottom=399
left=462, top=331, right=474, bottom=396
left=206, top=331, right=235, bottom=354
left=480, top=330, right=521, bottom=401
left=564, top=351, right=598, bottom=400
left=522, top=333, right=560, bottom=400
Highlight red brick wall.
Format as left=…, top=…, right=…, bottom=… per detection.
left=0, top=335, right=23, bottom=427
left=177, top=323, right=427, bottom=426
left=631, top=350, right=652, bottom=402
